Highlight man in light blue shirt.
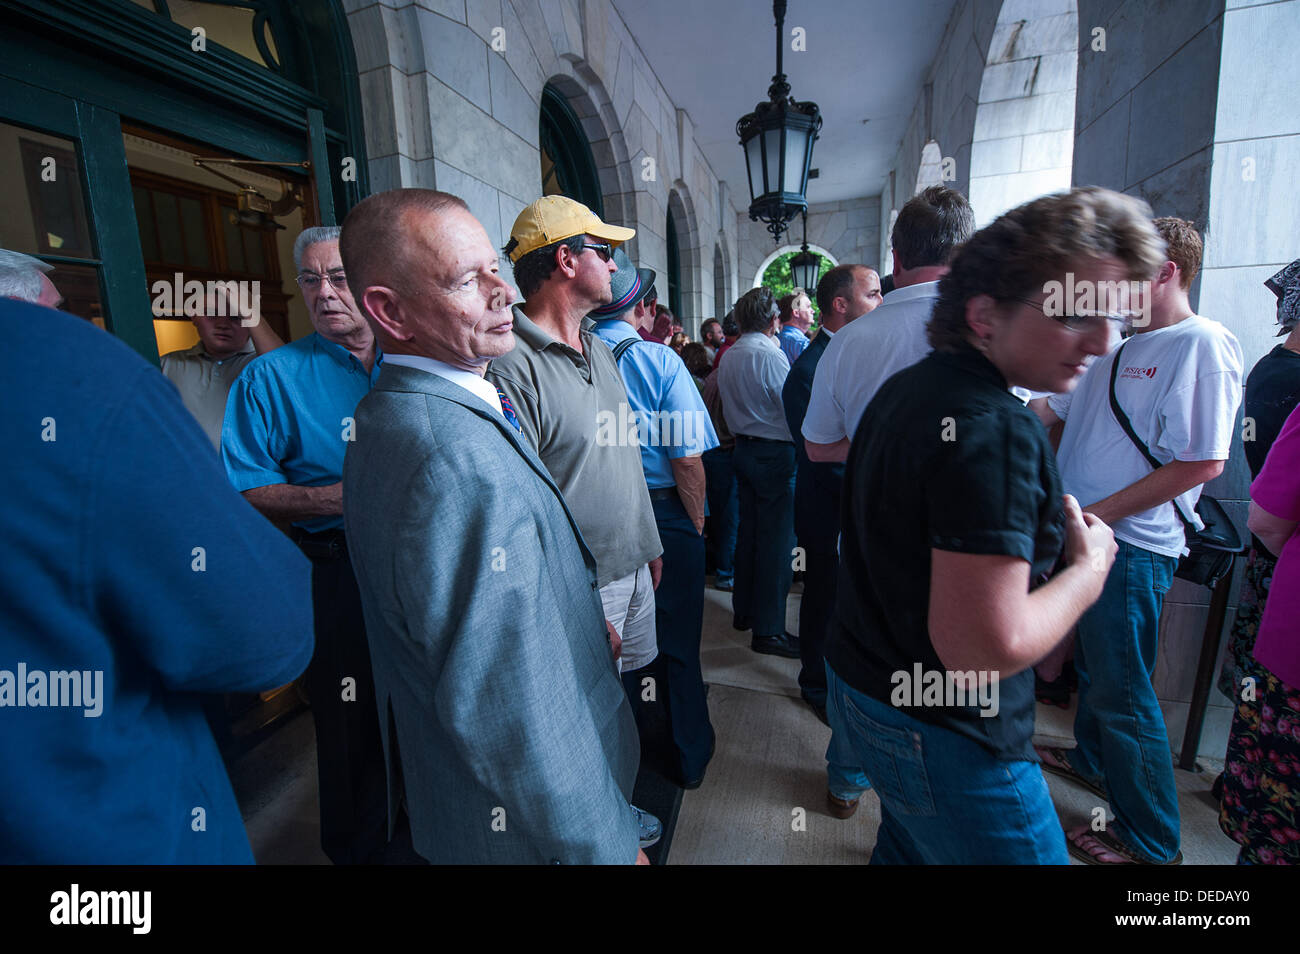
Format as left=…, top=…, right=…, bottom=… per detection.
left=591, top=248, right=719, bottom=788
left=222, top=226, right=392, bottom=865
left=717, top=287, right=800, bottom=659
left=777, top=289, right=814, bottom=366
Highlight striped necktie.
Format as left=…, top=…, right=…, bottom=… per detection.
left=495, top=385, right=522, bottom=433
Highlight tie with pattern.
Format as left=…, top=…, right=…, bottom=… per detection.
left=495, top=385, right=522, bottom=433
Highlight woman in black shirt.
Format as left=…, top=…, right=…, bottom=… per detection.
left=823, top=188, right=1164, bottom=864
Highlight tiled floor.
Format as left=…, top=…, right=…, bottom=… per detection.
left=235, top=582, right=1241, bottom=865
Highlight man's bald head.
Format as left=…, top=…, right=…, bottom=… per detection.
left=341, top=189, right=469, bottom=311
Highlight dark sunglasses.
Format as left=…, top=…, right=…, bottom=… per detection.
left=582, top=242, right=614, bottom=263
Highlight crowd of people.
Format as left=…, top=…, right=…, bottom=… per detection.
left=2, top=176, right=1297, bottom=866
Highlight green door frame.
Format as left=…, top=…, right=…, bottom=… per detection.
left=0, top=0, right=368, bottom=363
left=0, top=74, right=156, bottom=362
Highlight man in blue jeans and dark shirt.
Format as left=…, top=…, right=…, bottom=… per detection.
left=782, top=264, right=881, bottom=727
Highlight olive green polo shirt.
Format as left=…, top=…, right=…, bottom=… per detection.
left=487, top=306, right=662, bottom=587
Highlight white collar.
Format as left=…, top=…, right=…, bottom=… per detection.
left=881, top=280, right=941, bottom=304
left=383, top=353, right=503, bottom=417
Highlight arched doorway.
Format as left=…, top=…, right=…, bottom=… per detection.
left=539, top=83, right=604, bottom=217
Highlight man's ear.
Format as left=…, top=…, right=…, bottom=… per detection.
left=965, top=294, right=999, bottom=344
left=361, top=286, right=412, bottom=341
left=554, top=241, right=579, bottom=279
left=1155, top=260, right=1178, bottom=288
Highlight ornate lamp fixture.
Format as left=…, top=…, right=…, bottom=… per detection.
left=736, top=0, right=822, bottom=242
left=789, top=209, right=821, bottom=292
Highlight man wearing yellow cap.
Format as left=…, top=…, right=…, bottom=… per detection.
left=488, top=196, right=667, bottom=839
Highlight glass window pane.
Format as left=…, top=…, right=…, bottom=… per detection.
left=45, top=262, right=105, bottom=328
left=154, top=190, right=185, bottom=265
left=178, top=195, right=210, bottom=268
left=166, top=1, right=276, bottom=69
left=0, top=121, right=96, bottom=260
left=133, top=185, right=158, bottom=262
left=242, top=227, right=265, bottom=274
left=223, top=209, right=246, bottom=272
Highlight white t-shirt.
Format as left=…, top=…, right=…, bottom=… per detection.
left=801, top=281, right=939, bottom=445
left=1050, top=315, right=1243, bottom=558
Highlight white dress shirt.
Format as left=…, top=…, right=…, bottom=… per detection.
left=716, top=331, right=793, bottom=441
left=802, top=281, right=940, bottom=445
left=382, top=353, right=506, bottom=419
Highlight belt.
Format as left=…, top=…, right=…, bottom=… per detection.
left=647, top=486, right=678, bottom=501
left=736, top=434, right=792, bottom=445
left=290, top=527, right=347, bottom=561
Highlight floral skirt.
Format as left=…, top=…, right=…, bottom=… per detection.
left=1217, top=551, right=1276, bottom=700
left=1218, top=663, right=1300, bottom=865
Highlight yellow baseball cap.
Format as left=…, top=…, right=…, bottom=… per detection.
left=506, top=195, right=635, bottom=264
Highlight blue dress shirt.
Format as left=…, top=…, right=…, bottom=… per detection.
left=592, top=319, right=719, bottom=489
left=222, top=332, right=381, bottom=531
left=778, top=324, right=810, bottom=366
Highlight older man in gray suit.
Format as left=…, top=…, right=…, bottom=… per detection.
left=340, top=188, right=645, bottom=864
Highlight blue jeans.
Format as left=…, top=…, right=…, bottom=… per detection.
left=731, top=438, right=795, bottom=637
left=1071, top=538, right=1180, bottom=863
left=825, top=664, right=1068, bottom=864
left=702, top=447, right=738, bottom=582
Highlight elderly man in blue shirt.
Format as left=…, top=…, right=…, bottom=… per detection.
left=591, top=248, right=720, bottom=789
left=222, top=226, right=391, bottom=865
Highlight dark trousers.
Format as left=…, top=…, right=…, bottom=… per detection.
left=297, top=532, right=389, bottom=865
left=797, top=547, right=838, bottom=705
left=702, top=447, right=738, bottom=580
left=732, top=438, right=796, bottom=638
left=650, top=493, right=715, bottom=781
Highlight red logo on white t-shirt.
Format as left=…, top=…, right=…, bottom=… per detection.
left=1121, top=365, right=1157, bottom=380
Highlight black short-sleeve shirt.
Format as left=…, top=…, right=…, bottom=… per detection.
left=1244, top=344, right=1300, bottom=479
left=824, top=346, right=1065, bottom=761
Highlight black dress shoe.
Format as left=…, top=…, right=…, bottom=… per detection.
left=732, top=615, right=753, bottom=632
left=751, top=632, right=800, bottom=659
left=680, top=733, right=717, bottom=790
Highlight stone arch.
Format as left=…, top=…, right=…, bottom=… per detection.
left=914, top=140, right=947, bottom=193
left=751, top=244, right=839, bottom=291
left=667, top=184, right=704, bottom=332
left=969, top=0, right=1078, bottom=226
left=543, top=64, right=638, bottom=231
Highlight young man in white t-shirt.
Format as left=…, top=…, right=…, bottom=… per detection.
left=1030, top=218, right=1243, bottom=865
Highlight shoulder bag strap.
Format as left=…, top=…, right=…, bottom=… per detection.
left=612, top=337, right=637, bottom=364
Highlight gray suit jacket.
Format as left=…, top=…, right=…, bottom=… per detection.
left=343, top=362, right=640, bottom=864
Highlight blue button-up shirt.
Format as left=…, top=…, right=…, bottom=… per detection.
left=222, top=332, right=381, bottom=531
left=778, top=324, right=809, bottom=366
left=591, top=319, right=718, bottom=489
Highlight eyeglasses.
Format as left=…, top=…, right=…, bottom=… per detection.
left=1008, top=297, right=1131, bottom=334
left=296, top=269, right=348, bottom=292
left=582, top=242, right=614, bottom=263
